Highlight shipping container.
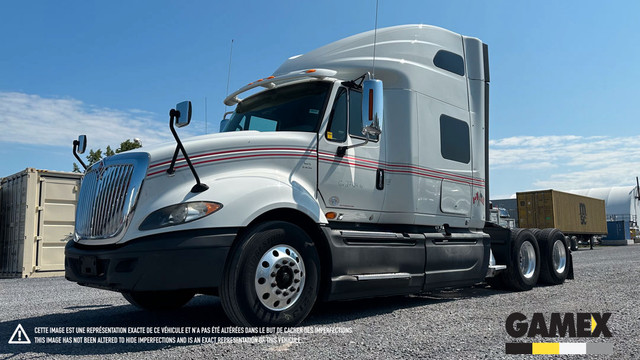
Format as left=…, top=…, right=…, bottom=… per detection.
left=603, top=220, right=628, bottom=241
left=0, top=168, right=82, bottom=278
left=516, top=190, right=607, bottom=235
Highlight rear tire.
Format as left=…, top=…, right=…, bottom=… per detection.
left=570, top=236, right=578, bottom=251
left=537, top=228, right=569, bottom=285
left=123, top=290, right=194, bottom=310
left=220, top=221, right=320, bottom=326
left=495, top=228, right=540, bottom=291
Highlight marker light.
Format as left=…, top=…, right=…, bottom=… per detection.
left=139, top=201, right=222, bottom=230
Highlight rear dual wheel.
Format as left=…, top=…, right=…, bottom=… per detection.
left=220, top=221, right=320, bottom=326
left=490, top=229, right=541, bottom=291
left=537, top=228, right=570, bottom=285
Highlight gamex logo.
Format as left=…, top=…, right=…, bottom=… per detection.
left=506, top=312, right=612, bottom=338
left=504, top=312, right=614, bottom=355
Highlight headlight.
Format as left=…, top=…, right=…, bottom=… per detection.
left=139, top=201, right=222, bottom=230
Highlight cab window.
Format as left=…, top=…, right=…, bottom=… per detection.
left=326, top=88, right=347, bottom=142
left=326, top=88, right=377, bottom=142
left=222, top=81, right=330, bottom=133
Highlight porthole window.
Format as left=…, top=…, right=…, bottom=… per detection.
left=434, top=50, right=465, bottom=76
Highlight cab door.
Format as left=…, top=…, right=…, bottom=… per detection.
left=317, top=86, right=385, bottom=219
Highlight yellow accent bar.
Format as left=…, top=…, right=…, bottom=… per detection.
left=591, top=315, right=597, bottom=333
left=532, top=343, right=560, bottom=355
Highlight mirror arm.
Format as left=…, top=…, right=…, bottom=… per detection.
left=167, top=109, right=209, bottom=193
left=166, top=145, right=181, bottom=175
left=336, top=134, right=370, bottom=157
left=72, top=140, right=87, bottom=170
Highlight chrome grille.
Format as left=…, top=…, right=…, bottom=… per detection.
left=75, top=153, right=149, bottom=243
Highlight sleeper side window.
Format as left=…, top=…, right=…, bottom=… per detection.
left=440, top=114, right=470, bottom=163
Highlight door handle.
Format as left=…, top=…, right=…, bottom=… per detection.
left=376, top=169, right=384, bottom=190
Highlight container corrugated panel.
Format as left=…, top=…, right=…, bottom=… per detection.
left=517, top=189, right=607, bottom=235
left=0, top=170, right=32, bottom=277
left=0, top=168, right=82, bottom=278
left=552, top=190, right=607, bottom=234
left=517, top=191, right=555, bottom=229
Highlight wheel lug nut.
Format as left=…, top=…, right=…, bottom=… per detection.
left=275, top=289, right=282, bottom=295
left=271, top=272, right=276, bottom=277
left=271, top=283, right=277, bottom=287
left=282, top=260, right=288, bottom=265
left=275, top=264, right=281, bottom=269
left=290, top=287, right=296, bottom=292
left=283, top=292, right=289, bottom=296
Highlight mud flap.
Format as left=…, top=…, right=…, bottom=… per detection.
left=567, top=250, right=574, bottom=280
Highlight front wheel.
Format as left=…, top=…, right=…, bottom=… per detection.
left=220, top=221, right=320, bottom=326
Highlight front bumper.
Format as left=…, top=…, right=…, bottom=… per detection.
left=65, top=228, right=238, bottom=292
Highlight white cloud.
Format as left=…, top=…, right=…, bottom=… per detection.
left=490, top=134, right=640, bottom=191
left=0, top=91, right=180, bottom=150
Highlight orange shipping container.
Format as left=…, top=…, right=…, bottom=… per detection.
left=516, top=190, right=607, bottom=235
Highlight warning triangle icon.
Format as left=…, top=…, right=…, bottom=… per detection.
left=8, top=324, right=31, bottom=344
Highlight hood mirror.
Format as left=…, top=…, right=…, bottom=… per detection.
left=175, top=101, right=192, bottom=128
left=167, top=100, right=208, bottom=193
left=76, top=135, right=87, bottom=154
left=72, top=135, right=88, bottom=170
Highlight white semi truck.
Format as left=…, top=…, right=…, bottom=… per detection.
left=65, top=24, right=573, bottom=326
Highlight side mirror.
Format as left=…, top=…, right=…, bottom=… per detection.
left=76, top=135, right=87, bottom=154
left=175, top=101, right=192, bottom=128
left=362, top=79, right=384, bottom=137
left=219, top=111, right=234, bottom=132
left=219, top=119, right=229, bottom=132
left=72, top=135, right=88, bottom=170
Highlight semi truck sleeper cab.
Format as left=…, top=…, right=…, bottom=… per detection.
left=66, top=24, right=573, bottom=326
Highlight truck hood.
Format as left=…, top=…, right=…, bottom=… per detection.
left=120, top=131, right=317, bottom=177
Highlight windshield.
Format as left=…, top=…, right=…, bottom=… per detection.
left=222, top=81, right=331, bottom=133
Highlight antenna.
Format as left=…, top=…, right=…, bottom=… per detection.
left=224, top=39, right=234, bottom=116
left=205, top=96, right=208, bottom=134
left=636, top=176, right=639, bottom=200
left=371, top=0, right=380, bottom=78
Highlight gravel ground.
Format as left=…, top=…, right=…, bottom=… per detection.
left=1, top=245, right=638, bottom=359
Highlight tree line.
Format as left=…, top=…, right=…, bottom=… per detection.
left=73, top=139, right=142, bottom=172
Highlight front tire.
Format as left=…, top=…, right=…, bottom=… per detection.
left=220, top=221, right=320, bottom=326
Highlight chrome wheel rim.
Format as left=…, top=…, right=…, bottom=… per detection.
left=552, top=239, right=567, bottom=274
left=519, top=241, right=536, bottom=279
left=255, top=244, right=305, bottom=311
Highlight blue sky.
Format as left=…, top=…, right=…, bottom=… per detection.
left=1, top=1, right=639, bottom=198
